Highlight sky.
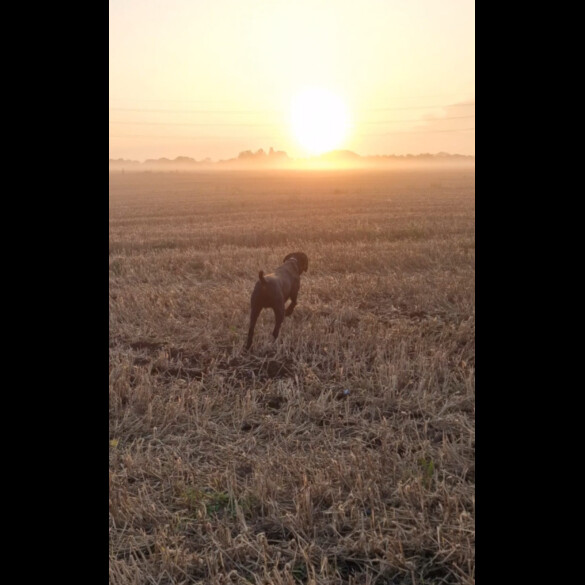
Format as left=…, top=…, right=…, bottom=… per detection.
left=109, top=0, right=475, bottom=162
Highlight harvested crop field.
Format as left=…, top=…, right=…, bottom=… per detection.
left=109, top=168, right=475, bottom=584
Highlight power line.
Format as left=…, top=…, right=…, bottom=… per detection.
left=108, top=93, right=471, bottom=100
left=109, top=121, right=279, bottom=127
left=109, top=107, right=279, bottom=114
left=363, top=115, right=474, bottom=124
left=109, top=98, right=239, bottom=103
left=109, top=103, right=474, bottom=115
left=375, top=127, right=475, bottom=136
left=109, top=128, right=475, bottom=140
left=109, top=115, right=474, bottom=128
left=109, top=92, right=474, bottom=105
left=364, top=103, right=474, bottom=112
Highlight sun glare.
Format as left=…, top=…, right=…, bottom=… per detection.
left=290, top=88, right=350, bottom=155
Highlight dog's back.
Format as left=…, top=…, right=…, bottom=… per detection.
left=252, top=269, right=288, bottom=309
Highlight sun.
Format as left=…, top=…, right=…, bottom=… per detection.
left=290, top=88, right=350, bottom=155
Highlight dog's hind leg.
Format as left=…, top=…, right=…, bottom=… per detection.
left=246, top=305, right=261, bottom=350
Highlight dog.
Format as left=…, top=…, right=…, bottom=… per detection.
left=245, top=252, right=309, bottom=350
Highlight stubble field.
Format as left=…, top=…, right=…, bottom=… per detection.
left=109, top=168, right=475, bottom=585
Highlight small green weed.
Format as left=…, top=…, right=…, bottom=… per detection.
left=418, top=457, right=436, bottom=489
left=182, top=487, right=235, bottom=518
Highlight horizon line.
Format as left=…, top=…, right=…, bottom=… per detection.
left=109, top=148, right=475, bottom=165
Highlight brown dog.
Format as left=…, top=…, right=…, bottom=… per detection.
left=246, top=252, right=309, bottom=350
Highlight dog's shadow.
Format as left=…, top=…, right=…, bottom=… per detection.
left=238, top=344, right=296, bottom=379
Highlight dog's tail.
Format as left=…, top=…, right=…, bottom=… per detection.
left=258, top=270, right=266, bottom=285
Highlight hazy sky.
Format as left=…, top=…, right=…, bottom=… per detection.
left=109, top=0, right=474, bottom=161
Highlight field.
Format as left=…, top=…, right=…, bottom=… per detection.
left=109, top=168, right=475, bottom=585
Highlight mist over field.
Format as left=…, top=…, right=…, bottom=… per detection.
left=109, top=149, right=475, bottom=173
left=109, top=168, right=475, bottom=584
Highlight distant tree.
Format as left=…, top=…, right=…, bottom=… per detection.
left=238, top=149, right=267, bottom=160
left=269, top=147, right=288, bottom=159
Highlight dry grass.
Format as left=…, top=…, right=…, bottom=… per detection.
left=109, top=168, right=475, bottom=584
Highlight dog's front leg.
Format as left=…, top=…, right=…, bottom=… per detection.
left=285, top=286, right=299, bottom=316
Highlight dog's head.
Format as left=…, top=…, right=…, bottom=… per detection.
left=283, top=252, right=309, bottom=274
